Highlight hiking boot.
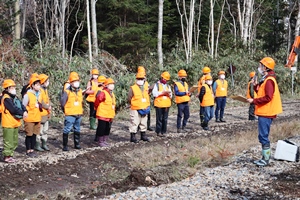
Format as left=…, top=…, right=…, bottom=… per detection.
left=215, top=119, right=220, bottom=123
left=203, top=126, right=209, bottom=131
left=147, top=127, right=154, bottom=131
left=130, top=133, right=138, bottom=143
left=177, top=129, right=181, bottom=133
left=220, top=119, right=226, bottom=122
left=140, top=132, right=149, bottom=142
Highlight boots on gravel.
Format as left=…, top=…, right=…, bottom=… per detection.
left=74, top=132, right=81, bottom=149
left=89, top=117, right=97, bottom=130
left=94, top=135, right=99, bottom=142
left=98, top=136, right=107, bottom=147
left=140, top=132, right=149, bottom=142
left=130, top=133, right=138, bottom=143
left=255, top=146, right=271, bottom=167
left=34, top=141, right=44, bottom=152
left=41, top=139, right=50, bottom=151
left=63, top=134, right=69, bottom=151
left=103, top=135, right=110, bottom=146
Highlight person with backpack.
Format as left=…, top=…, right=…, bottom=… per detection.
left=213, top=70, right=228, bottom=123
left=60, top=72, right=83, bottom=151
left=94, top=78, right=116, bottom=147
left=199, top=75, right=214, bottom=130
left=21, top=73, right=38, bottom=98
left=1, top=79, right=28, bottom=163
left=34, top=74, right=51, bottom=151
left=152, top=72, right=172, bottom=137
left=85, top=69, right=99, bottom=130
left=22, top=75, right=42, bottom=158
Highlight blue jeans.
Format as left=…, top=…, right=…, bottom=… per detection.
left=203, top=106, right=214, bottom=123
left=258, top=117, right=273, bottom=146
left=177, top=102, right=190, bottom=129
left=215, top=97, right=226, bottom=119
left=63, top=116, right=82, bottom=134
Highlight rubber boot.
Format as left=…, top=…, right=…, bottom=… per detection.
left=103, top=135, right=110, bottom=146
left=256, top=148, right=271, bottom=167
left=94, top=135, right=99, bottom=142
left=34, top=141, right=45, bottom=152
left=130, top=133, right=138, bottom=143
left=41, top=139, right=50, bottom=151
left=90, top=118, right=97, bottom=130
left=140, top=132, right=149, bottom=142
left=74, top=132, right=81, bottom=149
left=202, top=121, right=209, bottom=131
left=63, top=134, right=69, bottom=151
left=98, top=136, right=107, bottom=147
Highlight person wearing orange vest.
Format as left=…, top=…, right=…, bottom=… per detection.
left=198, top=75, right=214, bottom=131
left=152, top=72, right=172, bottom=137
left=22, top=75, right=42, bottom=158
left=60, top=72, right=83, bottom=151
left=94, top=78, right=116, bottom=147
left=213, top=70, right=228, bottom=122
left=34, top=74, right=51, bottom=152
left=1, top=79, right=27, bottom=163
left=21, top=73, right=39, bottom=98
left=174, top=69, right=191, bottom=133
left=196, top=66, right=211, bottom=125
left=128, top=72, right=150, bottom=143
left=247, top=57, right=282, bottom=167
left=85, top=69, right=99, bottom=130
left=246, top=71, right=257, bottom=121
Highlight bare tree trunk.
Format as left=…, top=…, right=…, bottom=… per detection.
left=208, top=0, right=215, bottom=58
left=195, top=0, right=203, bottom=52
left=86, top=0, right=93, bottom=63
left=226, top=0, right=237, bottom=46
left=215, top=0, right=225, bottom=58
left=60, top=0, right=66, bottom=58
left=91, top=0, right=98, bottom=58
left=295, top=0, right=300, bottom=36
left=33, top=0, right=43, bottom=56
left=21, top=0, right=27, bottom=38
left=14, top=0, right=21, bottom=40
left=187, top=0, right=195, bottom=62
left=43, top=0, right=48, bottom=42
left=157, top=0, right=164, bottom=68
left=242, top=0, right=252, bottom=46
left=54, top=0, right=60, bottom=41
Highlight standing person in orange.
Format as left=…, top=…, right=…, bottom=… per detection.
left=21, top=73, right=39, bottom=98
left=1, top=79, right=28, bottom=163
left=196, top=66, right=211, bottom=125
left=85, top=69, right=99, bottom=130
left=128, top=72, right=150, bottom=143
left=198, top=75, right=214, bottom=130
left=246, top=72, right=257, bottom=121
left=174, top=69, right=191, bottom=133
left=247, top=57, right=282, bottom=167
left=22, top=74, right=42, bottom=158
left=94, top=78, right=116, bottom=147
left=60, top=72, right=83, bottom=151
left=152, top=72, right=172, bottom=137
left=213, top=70, right=228, bottom=122
left=34, top=74, right=51, bottom=152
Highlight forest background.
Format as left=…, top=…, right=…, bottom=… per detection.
left=0, top=0, right=300, bottom=117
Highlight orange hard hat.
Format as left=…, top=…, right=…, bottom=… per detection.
left=2, top=79, right=16, bottom=89
left=136, top=72, right=145, bottom=79
left=178, top=69, right=187, bottom=77
left=39, top=74, right=49, bottom=84
left=104, top=78, right=115, bottom=85
left=205, top=75, right=213, bottom=81
left=91, top=68, right=99, bottom=75
left=138, top=66, right=146, bottom=73
left=29, top=76, right=40, bottom=86
left=202, top=66, right=211, bottom=74
left=98, top=75, right=106, bottom=83
left=218, top=70, right=226, bottom=75
left=249, top=71, right=256, bottom=78
left=69, top=72, right=80, bottom=82
left=260, top=57, right=275, bottom=70
left=161, top=71, right=170, bottom=81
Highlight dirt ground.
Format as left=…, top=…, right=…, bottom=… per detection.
left=0, top=100, right=300, bottom=199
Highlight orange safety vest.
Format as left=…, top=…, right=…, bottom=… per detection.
left=174, top=81, right=190, bottom=104
left=86, top=80, right=98, bottom=102
left=246, top=81, right=257, bottom=99
left=200, top=84, right=214, bottom=107
left=40, top=87, right=50, bottom=117
left=0, top=94, right=2, bottom=114
left=24, top=91, right=42, bottom=123
left=255, top=76, right=282, bottom=116
left=64, top=88, right=83, bottom=115
left=130, top=84, right=150, bottom=110
left=215, top=79, right=228, bottom=97
left=1, top=94, right=22, bottom=128
left=96, top=90, right=116, bottom=119
left=154, top=83, right=172, bottom=108
left=197, top=75, right=206, bottom=94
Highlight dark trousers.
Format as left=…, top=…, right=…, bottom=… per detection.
left=147, top=112, right=151, bottom=129
left=215, top=97, right=226, bottom=119
left=88, top=102, right=96, bottom=118
left=96, top=119, right=112, bottom=137
left=155, top=107, right=169, bottom=134
left=25, top=134, right=36, bottom=150
left=199, top=106, right=204, bottom=123
left=177, top=102, right=190, bottom=129
left=248, top=103, right=255, bottom=120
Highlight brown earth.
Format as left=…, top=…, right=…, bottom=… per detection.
left=0, top=100, right=300, bottom=199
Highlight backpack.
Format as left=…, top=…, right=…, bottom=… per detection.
left=13, top=97, right=23, bottom=119
left=21, top=84, right=30, bottom=98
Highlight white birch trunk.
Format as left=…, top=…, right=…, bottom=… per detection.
left=295, top=0, right=300, bottom=36
left=91, top=0, right=98, bottom=58
left=157, top=0, right=164, bottom=68
left=209, top=0, right=214, bottom=58
left=86, top=0, right=93, bottom=63
left=215, top=0, right=225, bottom=58
left=14, top=0, right=21, bottom=40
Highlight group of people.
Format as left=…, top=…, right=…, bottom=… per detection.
left=0, top=56, right=282, bottom=167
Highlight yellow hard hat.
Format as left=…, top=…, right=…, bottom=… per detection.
left=218, top=70, right=226, bottom=75
left=205, top=75, right=213, bottom=81
left=98, top=75, right=106, bottom=83
left=91, top=69, right=99, bottom=75
left=69, top=72, right=80, bottom=82
left=249, top=72, right=256, bottom=78
left=202, top=66, right=211, bottom=74
left=39, top=74, right=49, bottom=84
left=178, top=69, right=187, bottom=77
left=2, top=79, right=16, bottom=89
left=161, top=71, right=170, bottom=81
left=260, top=57, right=275, bottom=70
left=29, top=76, right=40, bottom=86
left=136, top=72, right=145, bottom=79
left=104, top=78, right=115, bottom=85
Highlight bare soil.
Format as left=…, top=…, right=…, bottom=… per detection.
left=0, top=100, right=300, bottom=199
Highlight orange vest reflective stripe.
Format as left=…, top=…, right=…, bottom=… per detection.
left=154, top=83, right=172, bottom=108
left=1, top=94, right=22, bottom=128
left=64, top=89, right=83, bottom=115
left=86, top=81, right=98, bottom=102
left=40, top=87, right=50, bottom=117
left=130, top=84, right=150, bottom=110
left=246, top=82, right=257, bottom=99
left=197, top=75, right=206, bottom=93
left=24, top=91, right=42, bottom=122
left=215, top=79, right=228, bottom=97
left=201, top=84, right=214, bottom=107
left=255, top=77, right=282, bottom=116
left=174, top=81, right=190, bottom=104
left=96, top=90, right=116, bottom=119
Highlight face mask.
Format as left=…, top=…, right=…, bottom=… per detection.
left=107, top=84, right=115, bottom=91
left=257, top=67, right=264, bottom=75
left=73, top=81, right=80, bottom=88
left=9, top=89, right=16, bottom=95
left=220, top=74, right=225, bottom=79
left=136, top=80, right=145, bottom=86
left=206, top=80, right=213, bottom=85
left=161, top=79, right=167, bottom=84
left=92, top=75, right=98, bottom=79
left=181, top=78, right=186, bottom=82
